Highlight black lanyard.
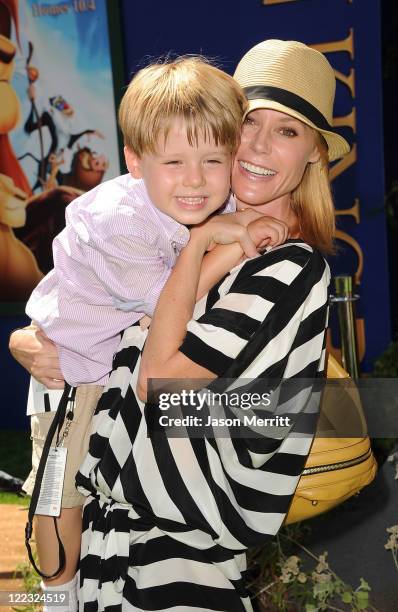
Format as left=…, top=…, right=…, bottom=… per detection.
left=25, top=383, right=76, bottom=579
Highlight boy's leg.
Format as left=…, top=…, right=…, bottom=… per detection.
left=23, top=384, right=104, bottom=593
left=34, top=508, right=82, bottom=584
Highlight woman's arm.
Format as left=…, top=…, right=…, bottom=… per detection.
left=137, top=213, right=284, bottom=400
left=197, top=210, right=288, bottom=300
left=9, top=323, right=64, bottom=389
left=140, top=212, right=288, bottom=330
left=137, top=225, right=215, bottom=400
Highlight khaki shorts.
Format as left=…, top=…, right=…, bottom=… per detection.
left=23, top=384, right=104, bottom=508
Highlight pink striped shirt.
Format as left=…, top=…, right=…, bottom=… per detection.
left=26, top=174, right=235, bottom=386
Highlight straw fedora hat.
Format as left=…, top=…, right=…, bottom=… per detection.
left=234, top=39, right=350, bottom=162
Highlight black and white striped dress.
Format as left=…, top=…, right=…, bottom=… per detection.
left=76, top=241, right=330, bottom=611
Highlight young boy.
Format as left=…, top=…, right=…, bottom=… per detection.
left=20, top=57, right=284, bottom=611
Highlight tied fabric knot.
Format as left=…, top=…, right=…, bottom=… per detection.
left=87, top=494, right=156, bottom=607
left=92, top=498, right=131, bottom=604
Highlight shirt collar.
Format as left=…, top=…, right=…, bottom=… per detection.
left=132, top=177, right=190, bottom=245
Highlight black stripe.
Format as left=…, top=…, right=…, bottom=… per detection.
left=129, top=532, right=238, bottom=565
left=206, top=276, right=225, bottom=309
left=290, top=303, right=328, bottom=352
left=262, top=451, right=308, bottom=476
left=123, top=575, right=247, bottom=612
left=229, top=274, right=288, bottom=303
left=244, top=85, right=332, bottom=132
left=227, top=245, right=312, bottom=306
left=95, top=447, right=121, bottom=491
left=197, top=308, right=260, bottom=338
left=231, top=434, right=282, bottom=458
left=222, top=468, right=296, bottom=514
left=97, top=386, right=126, bottom=419
left=179, top=331, right=233, bottom=376
left=149, top=432, right=219, bottom=538
left=229, top=243, right=309, bottom=290
left=235, top=243, right=310, bottom=276
left=290, top=360, right=325, bottom=379
left=112, top=344, right=140, bottom=372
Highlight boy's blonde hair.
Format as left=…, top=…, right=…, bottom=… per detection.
left=291, top=133, right=336, bottom=254
left=119, top=56, right=247, bottom=156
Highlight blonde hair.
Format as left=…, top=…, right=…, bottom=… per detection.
left=119, top=56, right=247, bottom=156
left=291, top=133, right=335, bottom=254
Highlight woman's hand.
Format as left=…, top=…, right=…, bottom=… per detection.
left=9, top=324, right=64, bottom=389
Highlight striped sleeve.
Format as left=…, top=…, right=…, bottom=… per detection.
left=179, top=244, right=319, bottom=376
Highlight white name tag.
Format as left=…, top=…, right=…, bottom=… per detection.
left=27, top=377, right=64, bottom=415
left=35, top=447, right=67, bottom=517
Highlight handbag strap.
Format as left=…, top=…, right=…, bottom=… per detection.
left=25, top=383, right=76, bottom=579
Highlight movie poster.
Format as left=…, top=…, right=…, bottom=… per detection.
left=0, top=0, right=121, bottom=305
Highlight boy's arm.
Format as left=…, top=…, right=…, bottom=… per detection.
left=137, top=213, right=289, bottom=399
left=196, top=211, right=289, bottom=300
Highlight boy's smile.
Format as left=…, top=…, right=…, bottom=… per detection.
left=124, top=119, right=233, bottom=225
left=175, top=196, right=208, bottom=210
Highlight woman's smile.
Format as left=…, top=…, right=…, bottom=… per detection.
left=238, top=160, right=277, bottom=179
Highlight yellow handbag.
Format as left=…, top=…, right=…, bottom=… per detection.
left=284, top=355, right=377, bottom=524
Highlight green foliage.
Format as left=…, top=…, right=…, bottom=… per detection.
left=0, top=491, right=30, bottom=505
left=370, top=341, right=398, bottom=464
left=13, top=549, right=42, bottom=612
left=384, top=522, right=398, bottom=574
left=0, top=430, right=32, bottom=480
left=371, top=339, right=398, bottom=377
left=246, top=527, right=378, bottom=611
left=371, top=438, right=398, bottom=466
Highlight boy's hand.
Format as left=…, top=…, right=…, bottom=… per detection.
left=192, top=214, right=258, bottom=258
left=235, top=209, right=289, bottom=249
left=9, top=324, right=64, bottom=389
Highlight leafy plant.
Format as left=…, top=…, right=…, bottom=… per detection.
left=371, top=339, right=398, bottom=378
left=13, top=546, right=42, bottom=612
left=0, top=430, right=32, bottom=481
left=370, top=341, right=398, bottom=464
left=384, top=451, right=398, bottom=575
left=247, top=526, right=378, bottom=611
left=384, top=524, right=398, bottom=574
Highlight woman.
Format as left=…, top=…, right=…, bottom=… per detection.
left=11, top=40, right=349, bottom=611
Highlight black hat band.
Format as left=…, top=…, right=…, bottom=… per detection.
left=243, top=86, right=333, bottom=132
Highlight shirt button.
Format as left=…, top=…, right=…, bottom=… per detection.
left=171, top=241, right=178, bottom=253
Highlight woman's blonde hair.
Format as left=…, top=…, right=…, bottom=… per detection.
left=291, top=133, right=335, bottom=254
left=119, top=56, right=247, bottom=156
